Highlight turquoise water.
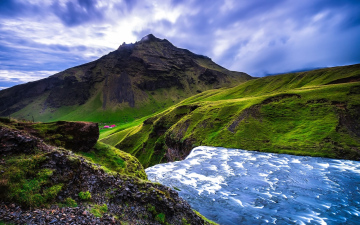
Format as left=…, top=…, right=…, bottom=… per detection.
left=145, top=146, right=360, bottom=225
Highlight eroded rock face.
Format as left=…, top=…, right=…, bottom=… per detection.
left=0, top=120, right=99, bottom=153
left=0, top=126, right=39, bottom=154
left=30, top=121, right=99, bottom=152
left=103, top=72, right=135, bottom=108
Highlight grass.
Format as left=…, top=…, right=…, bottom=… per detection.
left=99, top=115, right=149, bottom=139
left=90, top=204, right=108, bottom=217
left=63, top=197, right=78, bottom=207
left=78, top=141, right=147, bottom=179
left=101, top=64, right=360, bottom=167
left=78, top=191, right=92, bottom=200
left=0, top=153, right=63, bottom=207
left=193, top=210, right=219, bottom=225
left=113, top=104, right=200, bottom=168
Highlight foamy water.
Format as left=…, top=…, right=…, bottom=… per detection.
left=145, top=146, right=360, bottom=225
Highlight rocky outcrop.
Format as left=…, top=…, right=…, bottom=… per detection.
left=3, top=120, right=99, bottom=152
left=33, top=121, right=99, bottom=152
left=0, top=120, right=213, bottom=224
left=0, top=126, right=47, bottom=154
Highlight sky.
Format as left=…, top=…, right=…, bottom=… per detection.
left=1, top=0, right=360, bottom=90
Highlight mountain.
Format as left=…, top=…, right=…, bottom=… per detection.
left=0, top=34, right=252, bottom=122
left=0, top=118, right=216, bottom=224
left=100, top=64, right=360, bottom=167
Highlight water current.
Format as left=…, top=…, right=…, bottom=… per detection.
left=145, top=146, right=360, bottom=225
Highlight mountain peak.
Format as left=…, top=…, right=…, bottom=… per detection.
left=118, top=34, right=160, bottom=50
left=140, top=34, right=158, bottom=42
left=0, top=34, right=252, bottom=122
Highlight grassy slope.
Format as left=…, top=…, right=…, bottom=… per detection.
left=11, top=87, right=174, bottom=124
left=102, top=64, right=360, bottom=168
left=79, top=141, right=147, bottom=179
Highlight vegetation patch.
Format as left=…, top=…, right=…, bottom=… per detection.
left=193, top=210, right=218, bottom=225
left=63, top=197, right=78, bottom=207
left=115, top=104, right=199, bottom=167
left=79, top=141, right=147, bottom=179
left=78, top=191, right=92, bottom=200
left=0, top=153, right=63, bottom=207
left=155, top=213, right=166, bottom=224
left=90, top=204, right=108, bottom=217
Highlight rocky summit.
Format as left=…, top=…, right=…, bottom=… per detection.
left=0, top=34, right=252, bottom=122
left=0, top=118, right=216, bottom=224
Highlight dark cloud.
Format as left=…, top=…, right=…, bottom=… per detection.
left=160, top=0, right=360, bottom=76
left=0, top=0, right=43, bottom=18
left=52, top=0, right=104, bottom=26
left=123, top=0, right=137, bottom=11
left=1, top=0, right=360, bottom=86
left=0, top=0, right=23, bottom=17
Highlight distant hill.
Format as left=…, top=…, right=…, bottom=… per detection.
left=0, top=34, right=252, bottom=122
left=100, top=64, right=360, bottom=167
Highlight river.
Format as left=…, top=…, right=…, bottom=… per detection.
left=145, top=146, right=360, bottom=225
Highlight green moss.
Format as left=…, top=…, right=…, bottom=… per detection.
left=155, top=213, right=166, bottom=224
left=193, top=210, right=218, bottom=225
left=78, top=191, right=91, bottom=200
left=30, top=122, right=69, bottom=148
left=90, top=204, right=108, bottom=217
left=146, top=204, right=156, bottom=214
left=79, top=141, right=147, bottom=179
left=105, top=188, right=118, bottom=199
left=0, top=222, right=15, bottom=225
left=1, top=153, right=63, bottom=207
left=63, top=197, right=78, bottom=207
left=182, top=218, right=190, bottom=225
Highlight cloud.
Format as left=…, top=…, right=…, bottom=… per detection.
left=0, top=70, right=58, bottom=89
left=155, top=0, right=360, bottom=76
left=0, top=70, right=57, bottom=83
left=0, top=0, right=359, bottom=85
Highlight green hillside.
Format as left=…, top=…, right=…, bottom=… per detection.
left=100, top=64, right=360, bottom=168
